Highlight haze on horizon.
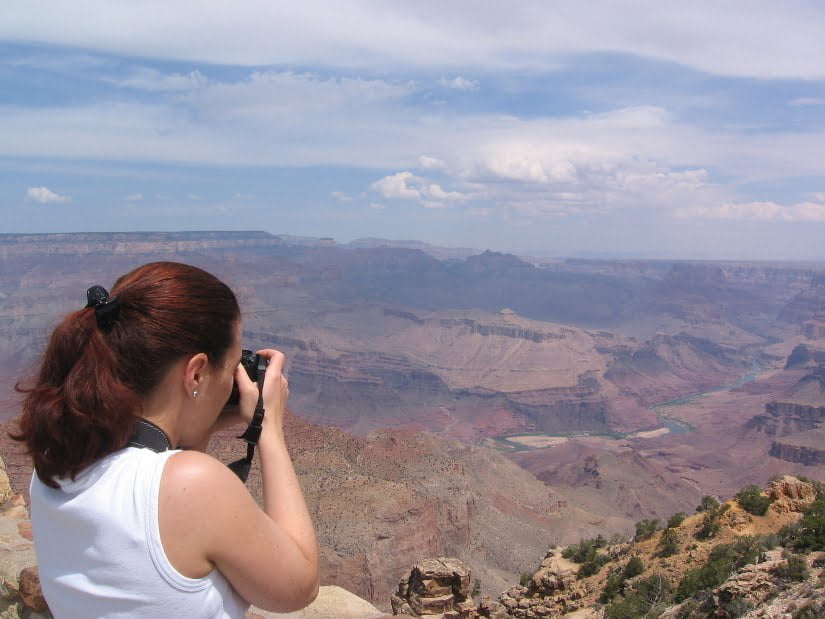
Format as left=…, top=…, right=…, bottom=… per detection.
left=2, top=2, right=825, bottom=261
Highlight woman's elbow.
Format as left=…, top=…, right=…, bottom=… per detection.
left=263, top=565, right=320, bottom=613
left=302, top=559, right=321, bottom=605
left=303, top=577, right=320, bottom=607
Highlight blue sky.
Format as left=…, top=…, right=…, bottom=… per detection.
left=2, top=2, right=825, bottom=259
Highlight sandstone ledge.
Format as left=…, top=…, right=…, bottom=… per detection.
left=253, top=586, right=387, bottom=618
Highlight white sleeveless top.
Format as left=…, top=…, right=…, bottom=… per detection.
left=29, top=447, right=249, bottom=619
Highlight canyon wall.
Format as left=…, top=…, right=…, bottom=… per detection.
left=769, top=441, right=825, bottom=466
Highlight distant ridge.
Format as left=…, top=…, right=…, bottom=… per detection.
left=346, top=237, right=480, bottom=260
left=0, top=231, right=282, bottom=257
left=0, top=231, right=276, bottom=242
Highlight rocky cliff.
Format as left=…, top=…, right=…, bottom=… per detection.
left=769, top=440, right=825, bottom=466
left=390, top=476, right=824, bottom=618
left=746, top=401, right=825, bottom=436
left=779, top=273, right=825, bottom=326
left=207, top=414, right=631, bottom=609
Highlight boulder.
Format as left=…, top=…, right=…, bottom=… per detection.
left=0, top=517, right=37, bottom=602
left=476, top=595, right=508, bottom=619
left=391, top=558, right=476, bottom=618
left=722, top=508, right=752, bottom=530
left=704, top=555, right=785, bottom=613
left=17, top=567, right=46, bottom=613
left=496, top=550, right=587, bottom=618
left=768, top=476, right=817, bottom=514
left=529, top=549, right=580, bottom=596
left=0, top=459, right=12, bottom=508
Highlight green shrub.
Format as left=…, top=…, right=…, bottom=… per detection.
left=577, top=552, right=610, bottom=578
left=779, top=522, right=802, bottom=547
left=600, top=557, right=649, bottom=605
left=624, top=555, right=644, bottom=578
left=562, top=535, right=608, bottom=563
left=724, top=598, right=752, bottom=617
left=675, top=537, right=760, bottom=602
left=730, top=535, right=762, bottom=565
left=633, top=573, right=672, bottom=603
left=695, top=512, right=721, bottom=540
left=667, top=512, right=687, bottom=529
left=760, top=533, right=779, bottom=550
left=780, top=499, right=825, bottom=551
left=634, top=519, right=661, bottom=542
left=773, top=554, right=809, bottom=582
left=696, top=495, right=720, bottom=512
left=519, top=572, right=532, bottom=587
left=695, top=503, right=729, bottom=540
left=605, top=594, right=648, bottom=619
left=600, top=572, right=625, bottom=603
left=605, top=574, right=671, bottom=619
left=735, top=485, right=772, bottom=516
left=659, top=528, right=680, bottom=557
left=794, top=600, right=825, bottom=618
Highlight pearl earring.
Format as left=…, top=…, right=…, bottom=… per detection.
left=192, top=389, right=199, bottom=398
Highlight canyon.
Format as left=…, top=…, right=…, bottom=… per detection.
left=1, top=231, right=824, bottom=609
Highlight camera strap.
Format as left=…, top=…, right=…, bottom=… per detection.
left=227, top=382, right=265, bottom=483
left=127, top=394, right=265, bottom=485
left=127, top=418, right=174, bottom=452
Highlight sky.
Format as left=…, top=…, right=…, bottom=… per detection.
left=2, top=2, right=825, bottom=260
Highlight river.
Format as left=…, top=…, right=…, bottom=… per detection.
left=652, top=360, right=763, bottom=434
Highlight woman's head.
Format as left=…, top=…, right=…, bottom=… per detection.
left=15, top=262, right=241, bottom=487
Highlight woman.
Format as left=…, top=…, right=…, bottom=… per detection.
left=14, top=261, right=319, bottom=618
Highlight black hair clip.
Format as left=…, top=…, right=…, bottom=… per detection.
left=86, top=285, right=120, bottom=331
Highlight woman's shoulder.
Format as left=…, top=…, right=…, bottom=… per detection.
left=158, top=450, right=257, bottom=579
left=162, top=450, right=244, bottom=489
left=160, top=451, right=252, bottom=526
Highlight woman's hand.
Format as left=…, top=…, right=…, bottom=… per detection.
left=254, top=349, right=289, bottom=435
left=234, top=359, right=264, bottom=425
left=205, top=354, right=272, bottom=435
left=207, top=349, right=288, bottom=437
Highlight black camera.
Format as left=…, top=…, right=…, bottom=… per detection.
left=226, top=349, right=269, bottom=406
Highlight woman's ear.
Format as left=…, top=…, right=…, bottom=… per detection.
left=184, top=353, right=210, bottom=396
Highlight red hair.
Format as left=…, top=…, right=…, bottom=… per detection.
left=13, top=262, right=240, bottom=488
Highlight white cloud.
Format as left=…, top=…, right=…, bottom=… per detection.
left=370, top=171, right=468, bottom=204
left=3, top=60, right=824, bottom=228
left=331, top=191, right=353, bottom=202
left=369, top=202, right=384, bottom=210
left=789, top=97, right=825, bottom=107
left=110, top=68, right=207, bottom=92
left=4, top=3, right=824, bottom=79
left=371, top=172, right=421, bottom=199
left=418, top=155, right=446, bottom=170
left=25, top=186, right=71, bottom=203
left=0, top=69, right=421, bottom=168
left=439, top=76, right=479, bottom=91
left=124, top=193, right=143, bottom=201
left=681, top=201, right=825, bottom=222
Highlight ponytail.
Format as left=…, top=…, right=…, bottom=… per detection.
left=15, top=308, right=138, bottom=488
left=12, top=262, right=240, bottom=488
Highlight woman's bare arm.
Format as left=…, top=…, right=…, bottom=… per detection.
left=159, top=349, right=319, bottom=612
